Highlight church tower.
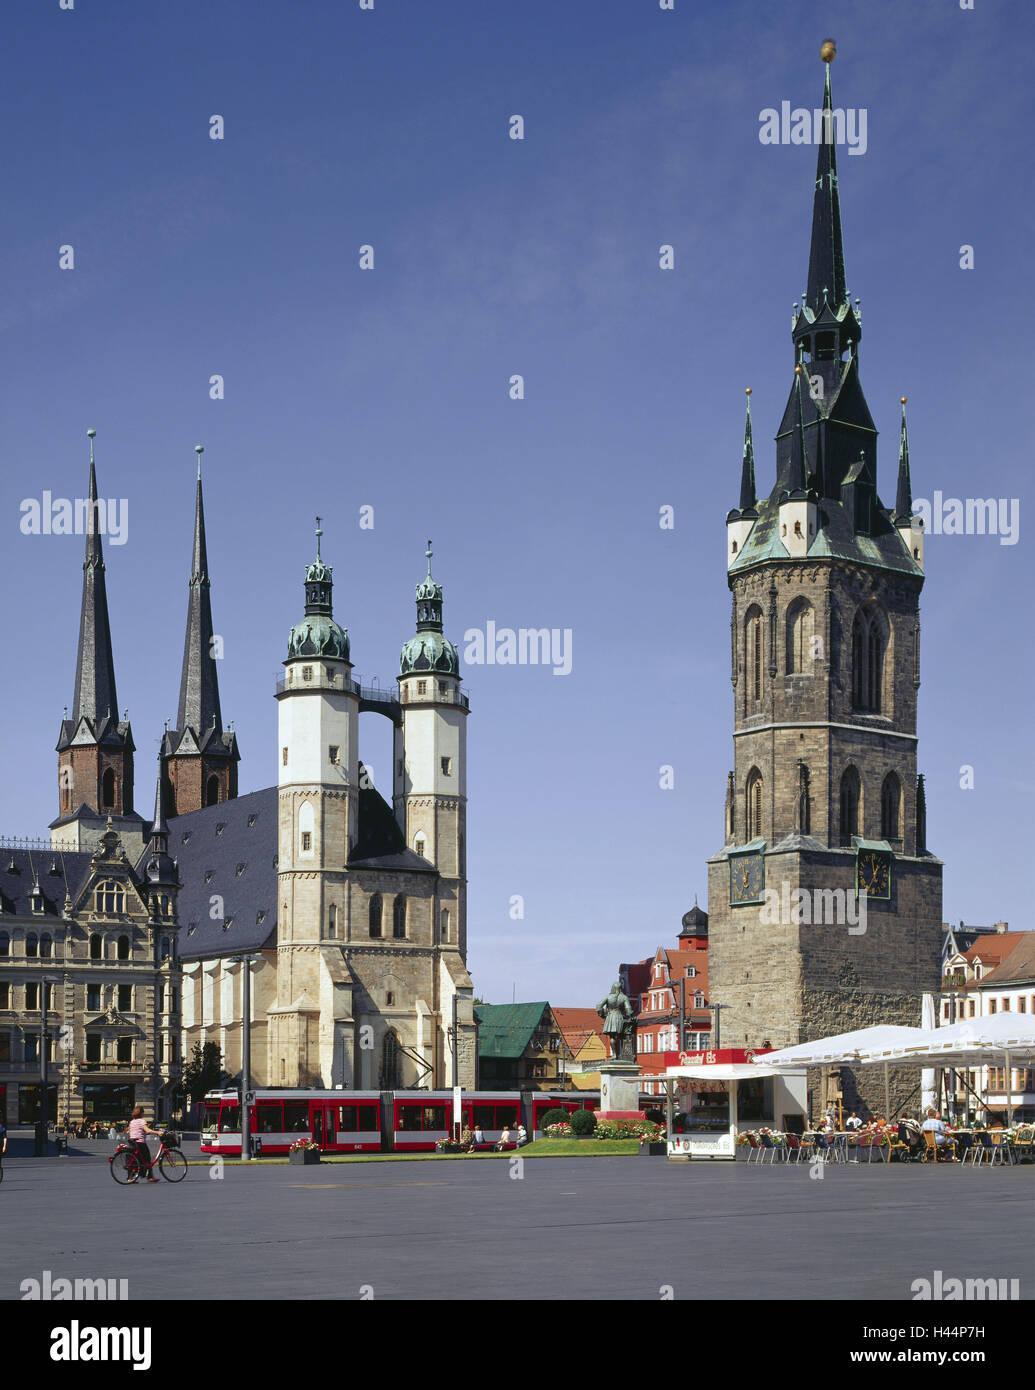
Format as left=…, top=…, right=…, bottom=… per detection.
left=395, top=543, right=468, bottom=957
left=269, top=521, right=359, bottom=1087
left=161, top=447, right=239, bottom=815
left=53, top=431, right=143, bottom=851
left=707, top=50, right=942, bottom=1111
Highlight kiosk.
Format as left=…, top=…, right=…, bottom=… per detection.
left=657, top=1053, right=807, bottom=1160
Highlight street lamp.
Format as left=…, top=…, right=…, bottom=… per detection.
left=234, top=954, right=263, bottom=1160
left=39, top=974, right=59, bottom=1155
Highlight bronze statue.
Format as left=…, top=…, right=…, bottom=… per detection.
left=597, top=982, right=635, bottom=1063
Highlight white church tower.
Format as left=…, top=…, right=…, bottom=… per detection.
left=269, top=520, right=358, bottom=1086
left=395, top=543, right=469, bottom=959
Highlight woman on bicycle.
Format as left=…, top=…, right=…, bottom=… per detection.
left=125, top=1106, right=161, bottom=1183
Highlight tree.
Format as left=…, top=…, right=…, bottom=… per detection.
left=181, top=1042, right=223, bottom=1104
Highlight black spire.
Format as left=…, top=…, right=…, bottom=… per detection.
left=805, top=60, right=847, bottom=316
left=738, top=389, right=757, bottom=512
left=785, top=367, right=809, bottom=496
left=175, top=447, right=222, bottom=736
left=893, top=397, right=913, bottom=524
left=71, top=431, right=119, bottom=724
left=145, top=757, right=177, bottom=887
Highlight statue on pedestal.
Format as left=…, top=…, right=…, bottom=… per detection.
left=597, top=982, right=635, bottom=1064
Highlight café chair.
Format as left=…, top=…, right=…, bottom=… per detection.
left=922, top=1130, right=956, bottom=1163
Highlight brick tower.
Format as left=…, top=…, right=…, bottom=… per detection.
left=706, top=51, right=942, bottom=1117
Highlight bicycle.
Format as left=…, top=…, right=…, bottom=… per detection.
left=110, top=1130, right=188, bottom=1184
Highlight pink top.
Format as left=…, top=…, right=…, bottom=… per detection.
left=128, top=1118, right=147, bottom=1141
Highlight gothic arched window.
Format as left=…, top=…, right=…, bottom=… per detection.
left=369, top=893, right=382, bottom=939
left=380, top=1029, right=400, bottom=1088
left=205, top=774, right=220, bottom=808
left=393, top=896, right=407, bottom=939
left=881, top=773, right=901, bottom=840
left=745, top=606, right=764, bottom=706
left=851, top=607, right=888, bottom=713
left=786, top=598, right=815, bottom=674
left=101, top=768, right=117, bottom=808
left=839, top=767, right=861, bottom=844
left=746, top=768, right=764, bottom=840
left=89, top=933, right=103, bottom=960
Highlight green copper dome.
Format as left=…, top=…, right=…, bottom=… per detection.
left=400, top=540, right=459, bottom=677
left=400, top=631, right=459, bottom=676
left=287, top=519, right=350, bottom=661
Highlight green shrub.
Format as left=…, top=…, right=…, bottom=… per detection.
left=644, top=1107, right=665, bottom=1125
left=570, top=1108, right=597, bottom=1136
left=539, top=1108, right=569, bottom=1131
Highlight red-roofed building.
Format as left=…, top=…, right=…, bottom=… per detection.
left=620, top=903, right=711, bottom=1098
left=552, top=1007, right=608, bottom=1089
left=941, top=925, right=1035, bottom=1122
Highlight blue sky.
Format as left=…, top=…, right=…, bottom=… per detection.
left=2, top=0, right=1031, bottom=1005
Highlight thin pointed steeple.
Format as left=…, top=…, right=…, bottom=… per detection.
left=894, top=396, right=913, bottom=524
left=71, top=430, right=119, bottom=725
left=805, top=49, right=847, bottom=315
left=738, top=389, right=757, bottom=513
left=785, top=367, right=809, bottom=495
left=175, top=446, right=222, bottom=735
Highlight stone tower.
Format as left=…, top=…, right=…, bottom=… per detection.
left=394, top=543, right=469, bottom=959
left=161, top=447, right=240, bottom=816
left=269, top=522, right=359, bottom=1087
left=53, top=431, right=144, bottom=852
left=706, top=54, right=942, bottom=1113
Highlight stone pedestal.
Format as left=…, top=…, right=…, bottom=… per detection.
left=598, top=1063, right=642, bottom=1117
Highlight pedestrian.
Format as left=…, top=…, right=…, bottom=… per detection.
left=0, top=1110, right=7, bottom=1172
left=124, top=1106, right=162, bottom=1182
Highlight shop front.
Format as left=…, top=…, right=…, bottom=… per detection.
left=659, top=1055, right=807, bottom=1160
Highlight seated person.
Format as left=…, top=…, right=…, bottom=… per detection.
left=460, top=1125, right=474, bottom=1152
left=515, top=1124, right=528, bottom=1147
left=494, top=1126, right=512, bottom=1152
left=921, top=1108, right=955, bottom=1157
left=845, top=1111, right=863, bottom=1131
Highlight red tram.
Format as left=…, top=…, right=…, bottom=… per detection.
left=199, top=1088, right=600, bottom=1156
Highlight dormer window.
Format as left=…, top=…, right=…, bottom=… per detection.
left=95, top=880, right=125, bottom=915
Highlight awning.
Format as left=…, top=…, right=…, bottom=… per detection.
left=661, top=1063, right=806, bottom=1081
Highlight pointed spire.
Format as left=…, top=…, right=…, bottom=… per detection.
left=71, top=429, right=120, bottom=725
left=738, top=389, right=757, bottom=512
left=176, top=446, right=222, bottom=735
left=894, top=396, right=913, bottom=524
left=786, top=367, right=809, bottom=494
left=151, top=756, right=168, bottom=841
left=805, top=46, right=847, bottom=315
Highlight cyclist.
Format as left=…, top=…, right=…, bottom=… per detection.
left=124, top=1106, right=162, bottom=1183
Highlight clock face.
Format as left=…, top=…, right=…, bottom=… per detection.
left=729, top=852, right=765, bottom=905
left=857, top=850, right=891, bottom=899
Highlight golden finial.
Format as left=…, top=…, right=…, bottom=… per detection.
left=900, top=396, right=908, bottom=405
left=821, top=39, right=836, bottom=63
left=745, top=387, right=752, bottom=396
left=794, top=364, right=803, bottom=375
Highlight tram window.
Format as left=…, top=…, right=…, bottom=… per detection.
left=257, top=1103, right=283, bottom=1133
left=496, top=1105, right=519, bottom=1128
left=422, top=1106, right=447, bottom=1130
left=398, top=1106, right=423, bottom=1131
left=472, top=1105, right=496, bottom=1130
left=284, top=1101, right=309, bottom=1133
left=338, top=1106, right=358, bottom=1132
left=218, top=1106, right=241, bottom=1133
left=201, top=1105, right=220, bottom=1132
left=358, top=1105, right=378, bottom=1132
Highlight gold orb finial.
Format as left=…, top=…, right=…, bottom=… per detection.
left=745, top=387, right=752, bottom=396
left=901, top=396, right=907, bottom=405
left=794, top=364, right=803, bottom=375
left=821, top=39, right=836, bottom=63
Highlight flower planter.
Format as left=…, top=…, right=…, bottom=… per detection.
left=638, top=1142, right=667, bottom=1156
left=288, top=1149, right=321, bottom=1165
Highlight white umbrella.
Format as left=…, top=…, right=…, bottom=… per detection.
left=857, top=1013, right=1035, bottom=1128
left=921, top=993, right=937, bottom=1114
left=759, top=1025, right=927, bottom=1121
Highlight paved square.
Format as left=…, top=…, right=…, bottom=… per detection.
left=3, top=1144, right=1033, bottom=1301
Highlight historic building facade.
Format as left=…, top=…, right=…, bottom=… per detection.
left=705, top=55, right=943, bottom=1116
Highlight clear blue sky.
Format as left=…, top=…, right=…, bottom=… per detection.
left=2, top=0, right=1031, bottom=1005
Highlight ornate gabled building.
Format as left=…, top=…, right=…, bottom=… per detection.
left=707, top=51, right=943, bottom=1117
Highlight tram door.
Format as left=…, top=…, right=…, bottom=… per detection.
left=311, top=1104, right=337, bottom=1150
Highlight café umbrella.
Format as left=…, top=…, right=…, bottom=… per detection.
left=855, top=1013, right=1035, bottom=1128
left=757, top=1025, right=927, bottom=1122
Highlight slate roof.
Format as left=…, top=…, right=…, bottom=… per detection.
left=474, top=1002, right=549, bottom=1060
left=0, top=847, right=92, bottom=917
left=165, top=776, right=437, bottom=960
left=160, top=787, right=278, bottom=961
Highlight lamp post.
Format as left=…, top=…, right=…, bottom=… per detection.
left=237, top=954, right=262, bottom=1160
left=40, top=974, right=58, bottom=1155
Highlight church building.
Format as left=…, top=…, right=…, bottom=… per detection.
left=706, top=52, right=943, bottom=1116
